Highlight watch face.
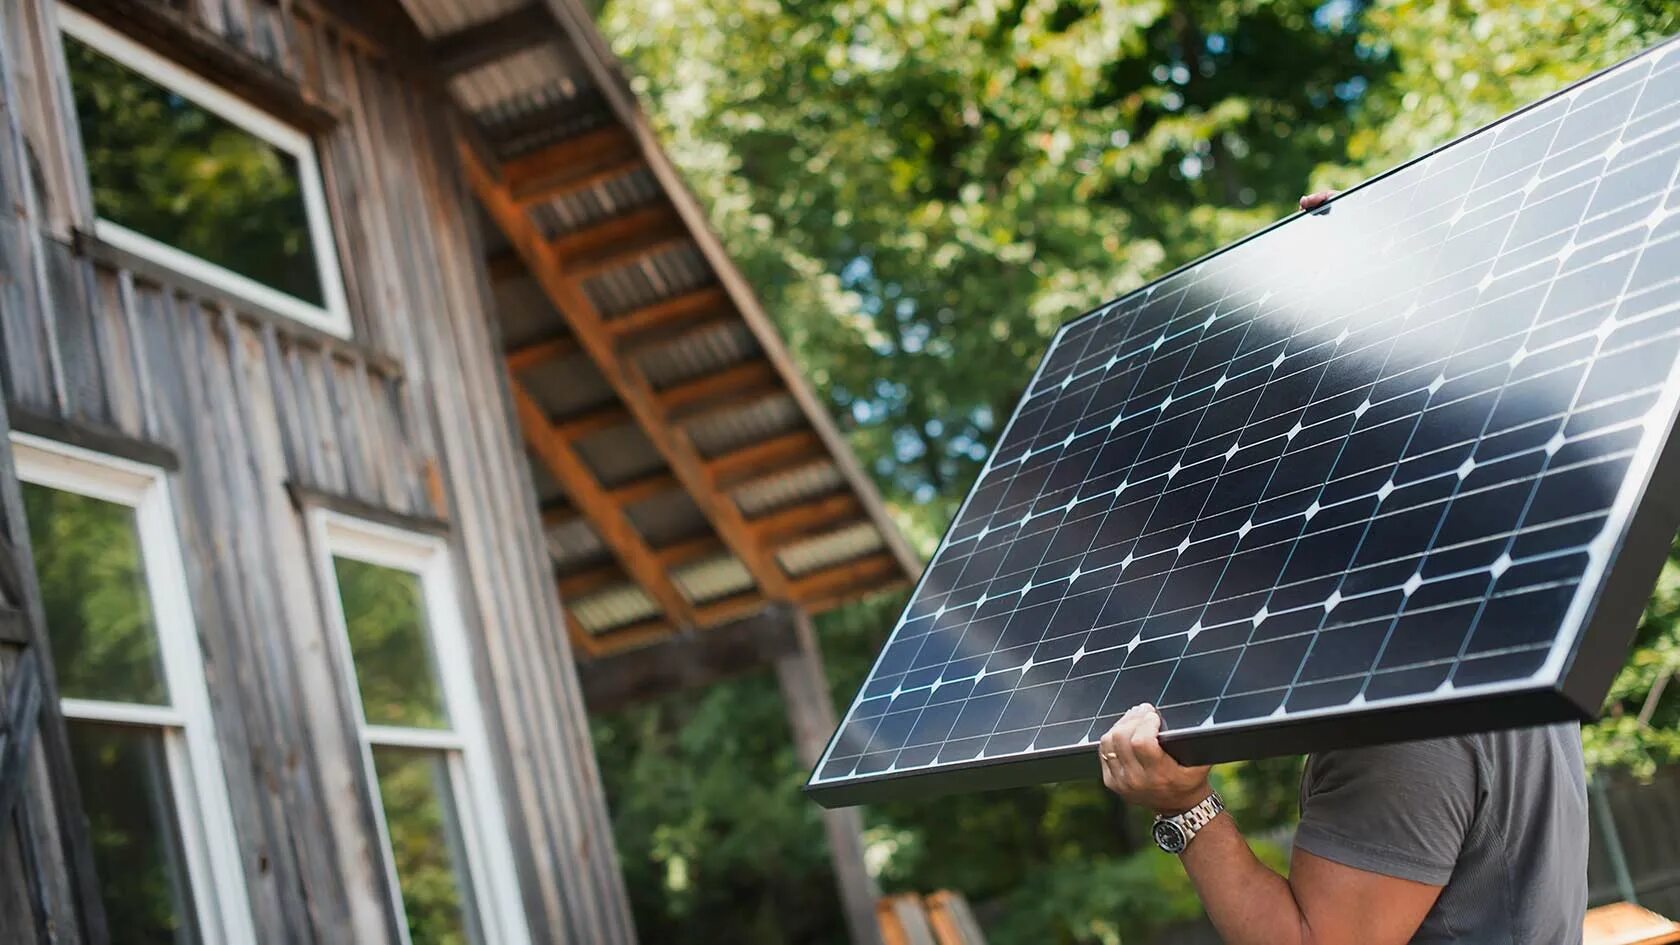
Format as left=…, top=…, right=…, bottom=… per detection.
left=1153, top=820, right=1188, bottom=854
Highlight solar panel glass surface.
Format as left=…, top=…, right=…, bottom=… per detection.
left=809, top=37, right=1680, bottom=807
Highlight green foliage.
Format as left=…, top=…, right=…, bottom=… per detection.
left=590, top=1, right=1680, bottom=941
left=1585, top=535, right=1680, bottom=779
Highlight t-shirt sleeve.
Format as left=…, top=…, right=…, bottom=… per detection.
left=1292, top=737, right=1480, bottom=886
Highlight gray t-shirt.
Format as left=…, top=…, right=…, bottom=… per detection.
left=1295, top=723, right=1588, bottom=944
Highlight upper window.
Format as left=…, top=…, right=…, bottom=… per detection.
left=14, top=434, right=255, bottom=944
left=57, top=6, right=351, bottom=336
left=311, top=512, right=531, bottom=945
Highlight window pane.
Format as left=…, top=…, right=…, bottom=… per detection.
left=333, top=557, right=450, bottom=729
left=63, top=35, right=326, bottom=307
left=22, top=482, right=169, bottom=705
left=372, top=747, right=483, bottom=945
left=67, top=721, right=202, bottom=945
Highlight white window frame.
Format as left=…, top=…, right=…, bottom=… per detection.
left=55, top=5, right=353, bottom=338
left=308, top=510, right=531, bottom=945
left=11, top=433, right=256, bottom=945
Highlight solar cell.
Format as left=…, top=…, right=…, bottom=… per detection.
left=808, top=36, right=1680, bottom=808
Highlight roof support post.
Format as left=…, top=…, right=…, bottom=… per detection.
left=775, top=611, right=882, bottom=945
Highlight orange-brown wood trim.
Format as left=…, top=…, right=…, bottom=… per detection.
left=513, top=152, right=645, bottom=206
left=461, top=141, right=795, bottom=602
left=550, top=204, right=678, bottom=260
left=557, top=563, right=627, bottom=599
left=510, top=379, right=698, bottom=629
left=791, top=552, right=899, bottom=603
left=501, top=125, right=635, bottom=193
left=710, top=430, right=825, bottom=485
left=657, top=361, right=780, bottom=416
left=505, top=334, right=581, bottom=371
left=606, top=286, right=730, bottom=339
left=753, top=493, right=865, bottom=547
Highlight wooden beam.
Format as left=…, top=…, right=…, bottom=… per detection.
left=605, top=286, right=730, bottom=339
left=462, top=142, right=794, bottom=602
left=513, top=152, right=644, bottom=207
left=431, top=4, right=557, bottom=76
left=608, top=471, right=678, bottom=505
left=654, top=534, right=725, bottom=567
left=709, top=430, right=824, bottom=485
left=550, top=204, right=677, bottom=260
left=555, top=402, right=631, bottom=439
left=658, top=361, right=780, bottom=416
left=505, top=334, right=581, bottom=371
left=693, top=591, right=767, bottom=627
left=752, top=493, right=864, bottom=547
left=557, top=563, right=626, bottom=599
left=562, top=225, right=690, bottom=280
left=511, top=380, right=697, bottom=629
left=791, top=552, right=898, bottom=603
left=776, top=613, right=883, bottom=945
left=534, top=0, right=924, bottom=587
left=584, top=617, right=677, bottom=658
left=501, top=125, right=637, bottom=197
left=578, top=605, right=798, bottom=709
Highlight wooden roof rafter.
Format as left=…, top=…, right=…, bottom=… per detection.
left=461, top=142, right=797, bottom=612
left=511, top=380, right=699, bottom=630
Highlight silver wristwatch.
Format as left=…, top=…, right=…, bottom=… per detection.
left=1151, top=791, right=1224, bottom=854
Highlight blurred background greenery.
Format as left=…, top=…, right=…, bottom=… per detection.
left=584, top=2, right=1680, bottom=942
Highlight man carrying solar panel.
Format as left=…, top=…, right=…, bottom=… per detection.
left=1095, top=192, right=1589, bottom=945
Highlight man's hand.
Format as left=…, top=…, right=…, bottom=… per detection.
left=1098, top=704, right=1213, bottom=814
left=1300, top=190, right=1340, bottom=211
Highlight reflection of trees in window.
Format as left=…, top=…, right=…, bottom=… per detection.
left=21, top=483, right=167, bottom=704
left=64, top=36, right=325, bottom=305
left=68, top=723, right=202, bottom=945
left=24, top=481, right=199, bottom=942
left=374, top=748, right=482, bottom=945
left=333, top=557, right=450, bottom=730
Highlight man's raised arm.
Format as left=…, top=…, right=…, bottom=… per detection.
left=1098, top=705, right=1444, bottom=945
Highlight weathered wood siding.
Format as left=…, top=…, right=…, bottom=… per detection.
left=0, top=0, right=635, bottom=942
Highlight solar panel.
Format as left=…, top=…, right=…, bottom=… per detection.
left=807, top=37, right=1680, bottom=808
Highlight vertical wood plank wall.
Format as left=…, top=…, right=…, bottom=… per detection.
left=0, top=0, right=637, bottom=941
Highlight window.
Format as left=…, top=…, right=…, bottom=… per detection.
left=57, top=6, right=351, bottom=337
left=309, top=512, right=530, bottom=945
left=13, top=434, right=255, bottom=944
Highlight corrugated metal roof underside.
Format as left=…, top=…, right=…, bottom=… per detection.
left=532, top=172, right=664, bottom=239
left=637, top=320, right=760, bottom=389
left=779, top=523, right=885, bottom=578
left=686, top=395, right=803, bottom=458
left=671, top=555, right=755, bottom=603
left=571, top=583, right=659, bottom=633
left=398, top=0, right=524, bottom=37
left=583, top=245, right=713, bottom=318
left=516, top=357, right=616, bottom=419
left=732, top=461, right=846, bottom=518
left=407, top=0, right=915, bottom=642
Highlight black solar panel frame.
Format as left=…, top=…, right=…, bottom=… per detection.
left=807, top=35, right=1680, bottom=809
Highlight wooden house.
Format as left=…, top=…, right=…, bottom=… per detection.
left=0, top=0, right=917, bottom=942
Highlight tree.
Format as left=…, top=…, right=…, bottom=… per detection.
left=590, top=1, right=1680, bottom=941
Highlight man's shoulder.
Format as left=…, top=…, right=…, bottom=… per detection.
left=1308, top=733, right=1480, bottom=776
left=1307, top=724, right=1581, bottom=784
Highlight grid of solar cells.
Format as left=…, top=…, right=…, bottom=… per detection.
left=813, top=39, right=1680, bottom=790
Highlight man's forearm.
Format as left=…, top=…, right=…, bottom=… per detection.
left=1177, top=814, right=1311, bottom=945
